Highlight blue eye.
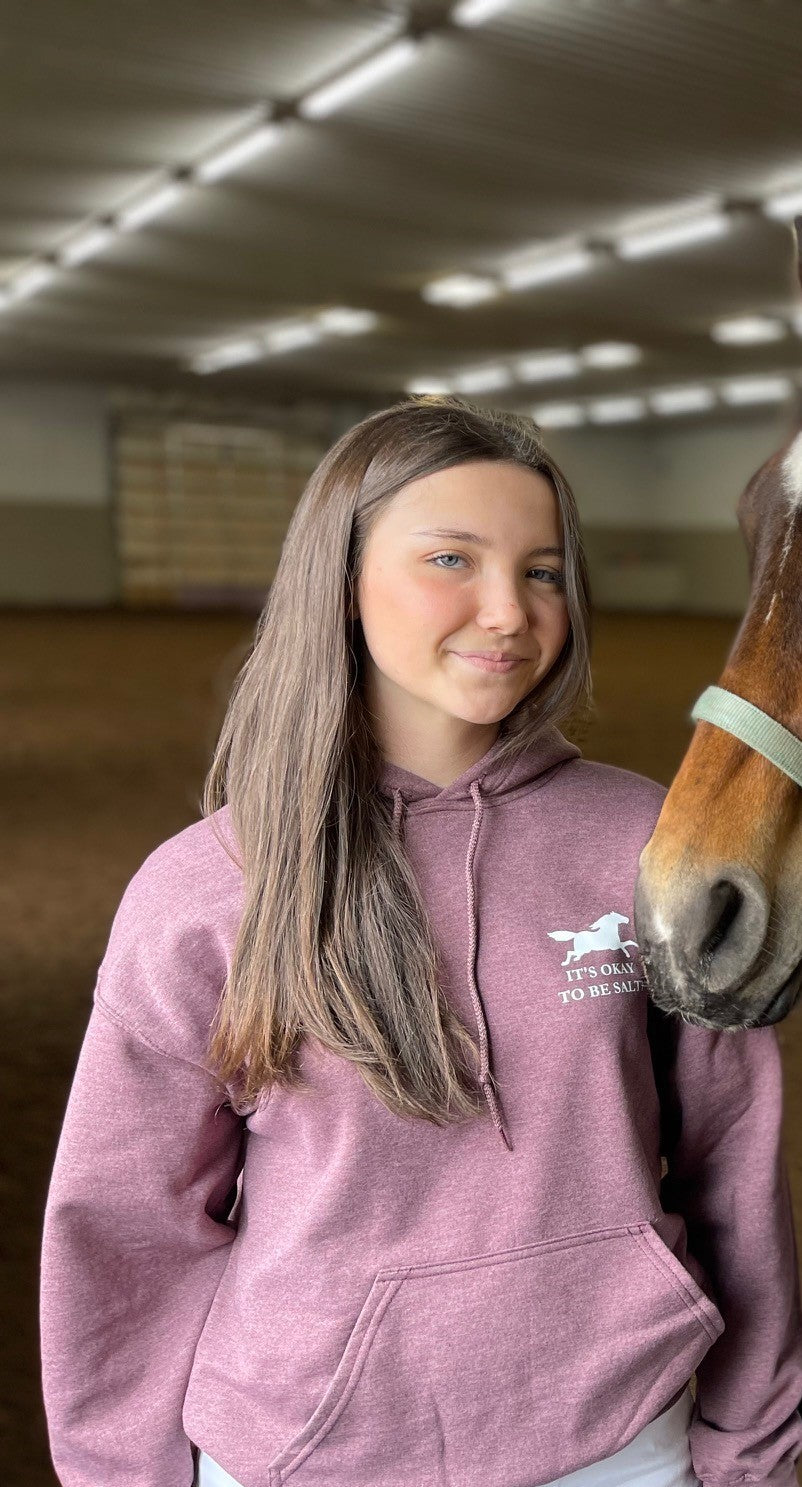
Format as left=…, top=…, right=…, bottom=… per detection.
left=430, top=553, right=564, bottom=587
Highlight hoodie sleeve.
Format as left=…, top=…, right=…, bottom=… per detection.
left=648, top=1001, right=802, bottom=1486
left=39, top=832, right=247, bottom=1487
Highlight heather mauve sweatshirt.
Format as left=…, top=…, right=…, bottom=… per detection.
left=39, top=726, right=802, bottom=1487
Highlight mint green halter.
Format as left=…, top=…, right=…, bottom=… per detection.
left=691, top=686, right=802, bottom=788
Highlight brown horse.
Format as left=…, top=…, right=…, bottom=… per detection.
left=633, top=222, right=802, bottom=1031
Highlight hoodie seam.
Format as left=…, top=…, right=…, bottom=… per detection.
left=698, top=1478, right=766, bottom=1485
left=94, top=985, right=233, bottom=1091
left=384, top=758, right=579, bottom=816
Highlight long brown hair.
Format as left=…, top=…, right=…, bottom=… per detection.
left=202, top=396, right=592, bottom=1127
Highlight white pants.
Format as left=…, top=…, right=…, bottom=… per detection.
left=195, top=1384, right=699, bottom=1487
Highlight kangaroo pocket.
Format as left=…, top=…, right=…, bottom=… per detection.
left=265, top=1221, right=724, bottom=1487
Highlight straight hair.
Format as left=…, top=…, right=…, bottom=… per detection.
left=202, top=396, right=592, bottom=1128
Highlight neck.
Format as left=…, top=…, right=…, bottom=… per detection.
left=379, top=723, right=501, bottom=789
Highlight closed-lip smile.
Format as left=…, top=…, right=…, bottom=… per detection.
left=453, top=650, right=527, bottom=671
left=455, top=650, right=525, bottom=661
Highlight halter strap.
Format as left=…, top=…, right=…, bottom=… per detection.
left=691, top=685, right=802, bottom=788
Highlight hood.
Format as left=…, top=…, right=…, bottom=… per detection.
left=377, top=725, right=582, bottom=1152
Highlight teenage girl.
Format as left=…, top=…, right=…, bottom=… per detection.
left=40, top=398, right=802, bottom=1487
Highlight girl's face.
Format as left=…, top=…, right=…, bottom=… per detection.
left=354, top=460, right=571, bottom=747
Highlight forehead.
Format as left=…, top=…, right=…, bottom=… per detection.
left=738, top=432, right=802, bottom=525
left=782, top=430, right=802, bottom=513
left=387, top=460, right=558, bottom=521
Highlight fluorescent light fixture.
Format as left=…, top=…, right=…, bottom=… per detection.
left=650, top=385, right=716, bottom=416
left=615, top=208, right=730, bottom=260
left=59, top=225, right=114, bottom=267
left=763, top=184, right=802, bottom=220
left=262, top=321, right=323, bottom=354
left=514, top=350, right=582, bottom=382
left=451, top=0, right=509, bottom=26
left=452, top=363, right=514, bottom=393
left=711, top=315, right=786, bottom=345
left=298, top=37, right=419, bottom=120
left=195, top=122, right=284, bottom=183
left=317, top=307, right=379, bottom=335
left=191, top=339, right=265, bottom=375
left=405, top=378, right=453, bottom=395
left=531, top=402, right=586, bottom=429
left=587, top=395, right=647, bottom=424
left=501, top=243, right=595, bottom=292
left=720, top=375, right=794, bottom=405
left=117, top=180, right=187, bottom=231
left=422, top=273, right=499, bottom=307
left=581, top=341, right=642, bottom=369
left=9, top=264, right=57, bottom=299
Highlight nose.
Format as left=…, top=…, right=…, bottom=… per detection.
left=476, top=584, right=529, bottom=631
left=635, top=862, right=771, bottom=996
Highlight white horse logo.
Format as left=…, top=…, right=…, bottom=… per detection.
left=547, top=912, right=639, bottom=967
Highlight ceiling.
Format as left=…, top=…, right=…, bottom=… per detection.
left=2, top=0, right=802, bottom=412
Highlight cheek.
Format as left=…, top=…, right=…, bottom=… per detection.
left=364, top=567, right=458, bottom=631
left=544, top=596, right=571, bottom=653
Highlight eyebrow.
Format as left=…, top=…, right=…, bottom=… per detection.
left=411, top=527, right=564, bottom=558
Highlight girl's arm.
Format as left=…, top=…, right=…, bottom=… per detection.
left=40, top=834, right=247, bottom=1487
left=648, top=1000, right=802, bottom=1486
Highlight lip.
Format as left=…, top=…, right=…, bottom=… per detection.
left=453, top=651, right=525, bottom=673
left=755, top=960, right=802, bottom=1026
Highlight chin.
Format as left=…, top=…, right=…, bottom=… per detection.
left=648, top=963, right=802, bottom=1031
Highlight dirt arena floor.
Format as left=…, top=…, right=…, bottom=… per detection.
left=4, top=607, right=801, bottom=1487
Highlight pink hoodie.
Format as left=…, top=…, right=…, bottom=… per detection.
left=40, top=726, right=802, bottom=1487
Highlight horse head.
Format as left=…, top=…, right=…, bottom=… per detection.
left=634, top=219, right=802, bottom=1031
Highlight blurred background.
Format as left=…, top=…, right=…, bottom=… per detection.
left=3, top=1, right=802, bottom=1482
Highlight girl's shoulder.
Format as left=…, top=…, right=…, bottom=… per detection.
left=114, top=805, right=242, bottom=924
left=93, top=808, right=244, bottom=1061
left=558, top=754, right=667, bottom=832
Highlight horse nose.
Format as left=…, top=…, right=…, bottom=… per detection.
left=637, top=862, right=770, bottom=995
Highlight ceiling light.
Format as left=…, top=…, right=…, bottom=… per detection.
left=587, top=396, right=647, bottom=424
left=59, top=225, right=114, bottom=267
left=9, top=264, right=57, bottom=299
left=711, top=315, right=786, bottom=345
left=195, top=122, right=284, bottom=184
left=581, top=341, right=642, bottom=369
left=117, top=180, right=187, bottom=232
left=316, top=307, right=379, bottom=335
left=452, top=363, right=514, bottom=393
left=763, top=184, right=802, bottom=220
left=262, top=321, right=323, bottom=354
left=451, top=0, right=510, bottom=26
left=720, top=375, right=794, bottom=405
left=514, top=351, right=582, bottom=382
left=531, top=402, right=586, bottom=429
left=615, top=208, right=730, bottom=260
left=405, top=378, right=453, bottom=395
left=190, top=339, right=265, bottom=375
left=501, top=244, right=595, bottom=292
left=650, top=386, right=716, bottom=416
left=422, top=273, right=499, bottom=307
left=298, top=37, right=419, bottom=120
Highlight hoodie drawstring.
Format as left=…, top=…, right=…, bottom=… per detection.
left=391, top=782, right=513, bottom=1151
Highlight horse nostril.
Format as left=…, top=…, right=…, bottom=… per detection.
left=635, top=862, right=770, bottom=999
left=700, top=878, right=744, bottom=960
left=689, top=865, right=770, bottom=992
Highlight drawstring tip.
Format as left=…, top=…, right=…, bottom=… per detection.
left=480, top=1075, right=514, bottom=1151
